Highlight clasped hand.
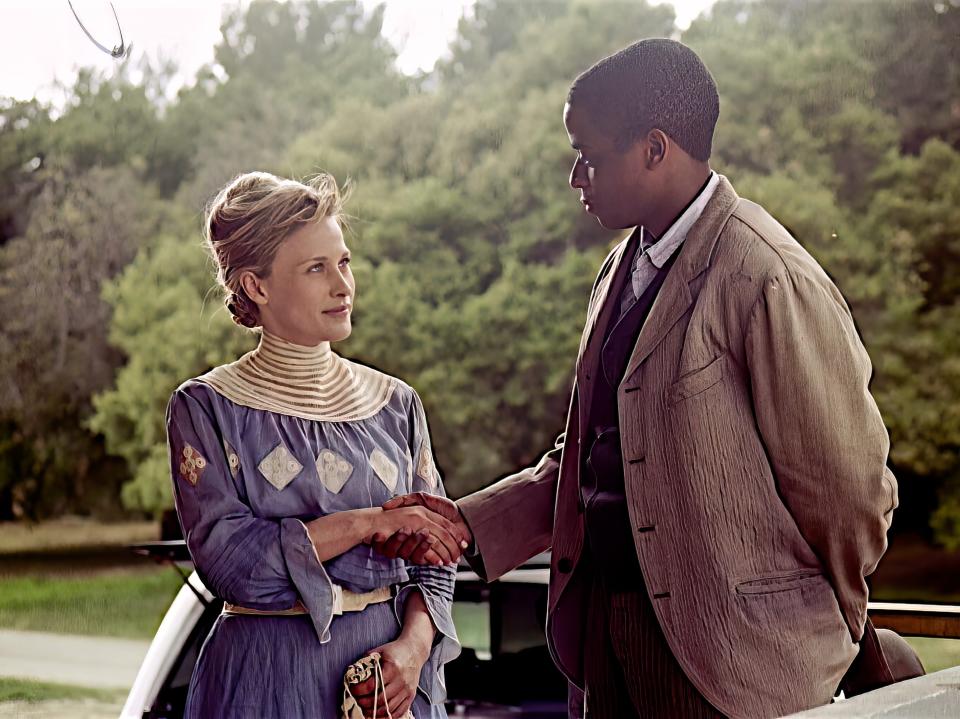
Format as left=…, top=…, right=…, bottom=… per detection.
left=368, top=493, right=473, bottom=566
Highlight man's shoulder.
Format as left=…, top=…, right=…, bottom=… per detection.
left=719, top=197, right=832, bottom=289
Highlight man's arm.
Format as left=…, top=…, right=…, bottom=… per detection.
left=376, top=433, right=564, bottom=581
left=744, top=270, right=898, bottom=640
left=456, top=435, right=563, bottom=581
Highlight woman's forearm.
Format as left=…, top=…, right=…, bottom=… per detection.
left=305, top=504, right=466, bottom=567
left=303, top=508, right=380, bottom=562
left=398, top=589, right=436, bottom=663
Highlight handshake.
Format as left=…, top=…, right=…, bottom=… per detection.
left=366, top=493, right=473, bottom=566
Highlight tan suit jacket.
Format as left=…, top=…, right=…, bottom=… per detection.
left=458, top=176, right=898, bottom=719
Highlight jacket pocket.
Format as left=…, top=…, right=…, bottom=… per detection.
left=667, top=353, right=725, bottom=405
left=735, top=568, right=824, bottom=596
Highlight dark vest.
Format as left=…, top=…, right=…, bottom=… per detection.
left=581, top=249, right=677, bottom=591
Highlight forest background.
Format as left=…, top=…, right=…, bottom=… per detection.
left=2, top=0, right=959, bottom=553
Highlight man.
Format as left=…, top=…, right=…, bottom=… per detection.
left=378, top=38, right=897, bottom=718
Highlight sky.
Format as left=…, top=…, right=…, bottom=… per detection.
left=0, top=0, right=718, bottom=106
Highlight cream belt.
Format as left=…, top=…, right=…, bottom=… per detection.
left=223, top=585, right=393, bottom=617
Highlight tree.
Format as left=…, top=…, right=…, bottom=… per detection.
left=0, top=165, right=162, bottom=518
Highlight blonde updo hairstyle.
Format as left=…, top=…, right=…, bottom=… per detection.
left=204, top=171, right=345, bottom=329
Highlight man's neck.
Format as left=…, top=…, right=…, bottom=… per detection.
left=645, top=166, right=712, bottom=239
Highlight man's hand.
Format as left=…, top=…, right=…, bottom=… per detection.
left=360, top=504, right=467, bottom=565
left=372, top=493, right=473, bottom=565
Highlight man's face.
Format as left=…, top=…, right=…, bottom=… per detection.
left=563, top=101, right=656, bottom=230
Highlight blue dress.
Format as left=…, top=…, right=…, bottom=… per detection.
left=167, top=333, right=459, bottom=718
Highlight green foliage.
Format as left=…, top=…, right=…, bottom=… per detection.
left=0, top=164, right=162, bottom=519
left=2, top=0, right=959, bottom=544
left=0, top=569, right=182, bottom=639
left=88, top=234, right=254, bottom=512
left=0, top=677, right=124, bottom=704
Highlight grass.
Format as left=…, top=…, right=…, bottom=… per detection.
left=0, top=517, right=158, bottom=555
left=0, top=677, right=124, bottom=704
left=0, top=568, right=182, bottom=639
left=452, top=601, right=490, bottom=654
left=905, top=637, right=960, bottom=674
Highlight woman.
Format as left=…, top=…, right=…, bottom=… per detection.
left=167, top=171, right=464, bottom=718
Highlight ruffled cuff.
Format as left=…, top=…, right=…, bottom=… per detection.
left=394, top=584, right=461, bottom=705
left=280, top=518, right=337, bottom=643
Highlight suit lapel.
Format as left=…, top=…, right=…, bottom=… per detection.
left=621, top=176, right=741, bottom=384
left=580, top=228, right=640, bottom=367
left=576, top=231, right=636, bottom=436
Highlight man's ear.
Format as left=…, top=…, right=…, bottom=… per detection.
left=239, top=270, right=269, bottom=307
left=646, top=129, right=669, bottom=169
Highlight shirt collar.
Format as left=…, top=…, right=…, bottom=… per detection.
left=641, top=171, right=719, bottom=270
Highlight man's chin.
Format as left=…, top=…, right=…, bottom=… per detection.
left=595, top=214, right=632, bottom=231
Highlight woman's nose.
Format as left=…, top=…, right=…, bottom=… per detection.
left=332, top=271, right=351, bottom=297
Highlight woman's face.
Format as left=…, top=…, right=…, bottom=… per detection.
left=248, top=216, right=354, bottom=346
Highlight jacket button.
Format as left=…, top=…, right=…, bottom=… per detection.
left=557, top=557, right=573, bottom=573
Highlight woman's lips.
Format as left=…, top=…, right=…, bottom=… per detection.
left=323, top=306, right=351, bottom=316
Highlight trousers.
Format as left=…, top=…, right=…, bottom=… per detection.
left=583, top=576, right=724, bottom=719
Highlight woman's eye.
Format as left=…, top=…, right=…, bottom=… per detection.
left=339, top=258, right=351, bottom=268
left=309, top=263, right=324, bottom=273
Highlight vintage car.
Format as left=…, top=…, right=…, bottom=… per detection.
left=120, top=541, right=960, bottom=719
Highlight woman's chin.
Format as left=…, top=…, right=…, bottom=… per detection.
left=326, top=321, right=352, bottom=343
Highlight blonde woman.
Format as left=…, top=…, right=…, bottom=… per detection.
left=167, top=171, right=463, bottom=718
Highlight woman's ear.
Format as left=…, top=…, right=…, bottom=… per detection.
left=239, top=270, right=269, bottom=307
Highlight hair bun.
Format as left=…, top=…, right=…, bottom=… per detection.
left=226, top=291, right=259, bottom=328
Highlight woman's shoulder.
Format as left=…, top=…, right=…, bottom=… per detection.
left=167, top=376, right=225, bottom=415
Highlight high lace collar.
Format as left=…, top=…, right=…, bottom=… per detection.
left=255, top=330, right=335, bottom=375
left=197, top=331, right=396, bottom=422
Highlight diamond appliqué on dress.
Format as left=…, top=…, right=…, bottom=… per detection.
left=258, top=444, right=302, bottom=491
left=316, top=449, right=353, bottom=494
left=370, top=448, right=399, bottom=493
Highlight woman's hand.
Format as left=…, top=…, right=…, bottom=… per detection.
left=364, top=506, right=468, bottom=565
left=351, top=638, right=428, bottom=719
left=373, top=493, right=473, bottom=566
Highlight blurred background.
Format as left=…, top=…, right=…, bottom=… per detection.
left=0, top=0, right=958, bottom=715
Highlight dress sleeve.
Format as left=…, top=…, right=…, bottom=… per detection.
left=167, top=385, right=338, bottom=643
left=392, top=390, right=461, bottom=705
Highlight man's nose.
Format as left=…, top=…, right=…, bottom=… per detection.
left=569, top=160, right=589, bottom=190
